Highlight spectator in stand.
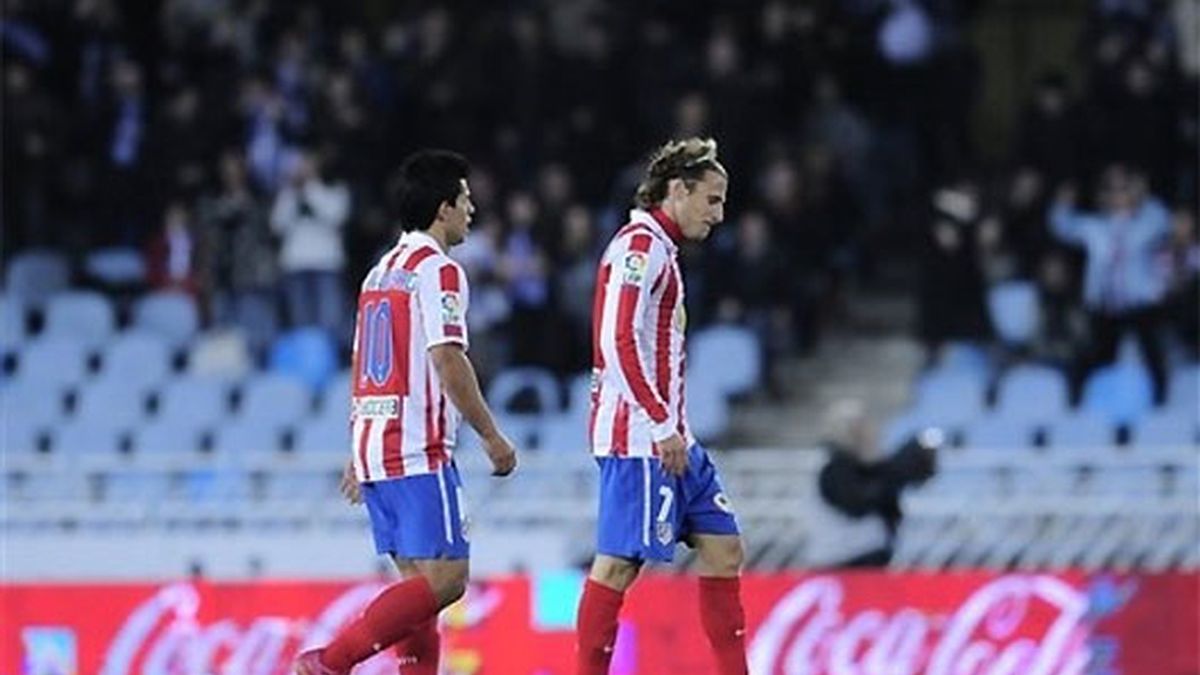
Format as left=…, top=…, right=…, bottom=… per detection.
left=810, top=399, right=939, bottom=568
left=1163, top=205, right=1199, bottom=359
left=1049, top=164, right=1172, bottom=403
left=146, top=199, right=199, bottom=297
left=1016, top=73, right=1083, bottom=185
left=269, top=148, right=351, bottom=340
left=1031, top=253, right=1092, bottom=373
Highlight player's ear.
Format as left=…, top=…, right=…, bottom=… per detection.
left=667, top=177, right=688, bottom=201
left=435, top=199, right=454, bottom=222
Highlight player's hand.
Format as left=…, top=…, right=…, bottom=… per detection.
left=340, top=460, right=362, bottom=505
left=657, top=432, right=688, bottom=476
left=483, top=432, right=517, bottom=477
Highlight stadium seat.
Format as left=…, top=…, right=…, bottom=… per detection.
left=237, top=373, right=312, bottom=429
left=85, top=247, right=146, bottom=285
left=911, top=370, right=987, bottom=427
left=934, top=341, right=991, bottom=376
left=686, top=370, right=730, bottom=442
left=565, top=372, right=593, bottom=422
left=211, top=420, right=284, bottom=456
left=180, top=469, right=253, bottom=501
left=690, top=325, right=762, bottom=397
left=17, top=472, right=91, bottom=502
left=487, top=367, right=561, bottom=414
left=101, top=331, right=172, bottom=389
left=1082, top=364, right=1154, bottom=426
left=1081, top=467, right=1164, bottom=498
left=104, top=471, right=172, bottom=501
left=319, top=368, right=351, bottom=420
left=73, top=378, right=149, bottom=433
left=50, top=422, right=124, bottom=458
left=1, top=294, right=26, bottom=351
left=4, top=415, right=45, bottom=460
left=269, top=327, right=338, bottom=391
left=1131, top=412, right=1199, bottom=448
left=1167, top=365, right=1198, bottom=408
left=155, top=376, right=232, bottom=432
left=230, top=291, right=280, bottom=356
left=1045, top=414, right=1115, bottom=450
left=293, top=416, right=350, bottom=455
left=133, top=291, right=200, bottom=347
left=44, top=291, right=116, bottom=346
left=17, top=336, right=90, bottom=388
left=131, top=419, right=203, bottom=456
left=262, top=470, right=334, bottom=501
left=2, top=380, right=65, bottom=431
left=986, top=281, right=1040, bottom=346
left=6, top=249, right=70, bottom=307
left=960, top=416, right=1036, bottom=451
left=994, top=365, right=1070, bottom=424
left=187, top=329, right=253, bottom=379
left=537, top=414, right=589, bottom=453
left=881, top=413, right=925, bottom=453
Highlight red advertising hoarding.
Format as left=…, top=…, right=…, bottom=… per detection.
left=2, top=572, right=1196, bottom=674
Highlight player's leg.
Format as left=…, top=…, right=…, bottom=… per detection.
left=297, top=469, right=469, bottom=675
left=577, top=554, right=641, bottom=675
left=577, top=456, right=669, bottom=675
left=388, top=557, right=465, bottom=675
left=681, top=445, right=748, bottom=675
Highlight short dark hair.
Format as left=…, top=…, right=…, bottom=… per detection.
left=388, top=150, right=470, bottom=232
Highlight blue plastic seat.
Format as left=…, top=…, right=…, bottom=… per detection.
left=187, top=329, right=253, bottom=379
left=132, top=419, right=203, bottom=456
left=566, top=372, right=593, bottom=422
left=994, top=365, right=1070, bottom=424
left=1045, top=414, right=1115, bottom=449
left=269, top=327, right=338, bottom=391
left=104, top=471, right=172, bottom=501
left=44, top=291, right=116, bottom=346
left=1168, top=365, right=1198, bottom=408
left=3, top=380, right=64, bottom=430
left=293, top=416, right=351, bottom=455
left=319, top=368, right=351, bottom=420
left=17, top=472, right=91, bottom=501
left=685, top=370, right=730, bottom=442
left=911, top=370, right=987, bottom=428
left=133, top=291, right=200, bottom=347
left=1083, top=467, right=1163, bottom=497
left=1082, top=364, right=1154, bottom=426
left=4, top=415, right=45, bottom=459
left=689, top=325, right=762, bottom=397
left=1, top=293, right=26, bottom=351
left=934, top=341, right=992, bottom=376
left=85, top=247, right=146, bottom=285
left=881, top=413, right=926, bottom=453
left=1131, top=412, right=1198, bottom=447
left=237, top=373, right=312, bottom=429
left=17, top=337, right=90, bottom=388
left=101, top=332, right=172, bottom=389
left=987, top=281, right=1040, bottom=346
left=156, top=376, right=231, bottom=433
left=488, top=367, right=561, bottom=414
left=6, top=249, right=69, bottom=307
left=50, top=421, right=123, bottom=457
left=537, top=414, right=588, bottom=453
left=181, top=469, right=253, bottom=501
left=262, top=470, right=333, bottom=501
left=211, top=421, right=283, bottom=456
left=73, top=377, right=149, bottom=432
left=961, top=416, right=1035, bottom=451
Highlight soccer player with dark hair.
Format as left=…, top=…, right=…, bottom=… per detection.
left=295, top=150, right=518, bottom=675
left=575, top=138, right=748, bottom=675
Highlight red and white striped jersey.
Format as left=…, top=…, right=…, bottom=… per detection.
left=349, top=231, right=470, bottom=482
left=590, top=208, right=694, bottom=458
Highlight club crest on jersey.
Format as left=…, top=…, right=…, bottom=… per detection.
left=713, top=492, right=734, bottom=514
left=656, top=521, right=674, bottom=546
left=440, top=291, right=463, bottom=324
left=622, top=251, right=648, bottom=286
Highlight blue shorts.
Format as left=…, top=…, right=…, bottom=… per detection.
left=362, top=462, right=469, bottom=560
left=595, top=444, right=740, bottom=563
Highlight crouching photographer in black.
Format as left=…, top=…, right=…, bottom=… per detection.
left=807, top=400, right=940, bottom=568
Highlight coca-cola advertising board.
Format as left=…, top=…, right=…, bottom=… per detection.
left=2, top=572, right=1196, bottom=674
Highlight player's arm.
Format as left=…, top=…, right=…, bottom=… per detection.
left=420, top=261, right=516, bottom=476
left=598, top=233, right=687, bottom=473
left=430, top=344, right=515, bottom=475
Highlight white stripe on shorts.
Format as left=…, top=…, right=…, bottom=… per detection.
left=642, top=458, right=651, bottom=547
left=437, top=466, right=453, bottom=544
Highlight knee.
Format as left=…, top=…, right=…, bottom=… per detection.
left=589, top=556, right=641, bottom=591
left=427, top=567, right=468, bottom=608
left=705, top=538, right=745, bottom=576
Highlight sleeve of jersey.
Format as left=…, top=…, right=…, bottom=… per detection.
left=418, top=260, right=470, bottom=350
left=598, top=232, right=675, bottom=441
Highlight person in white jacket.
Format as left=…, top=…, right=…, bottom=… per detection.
left=270, top=149, right=351, bottom=339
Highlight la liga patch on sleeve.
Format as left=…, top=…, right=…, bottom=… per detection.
left=622, top=251, right=648, bottom=286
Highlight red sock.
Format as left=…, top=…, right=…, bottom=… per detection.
left=699, top=576, right=748, bottom=675
left=575, top=578, right=625, bottom=675
left=321, top=576, right=440, bottom=672
left=393, top=618, right=440, bottom=675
